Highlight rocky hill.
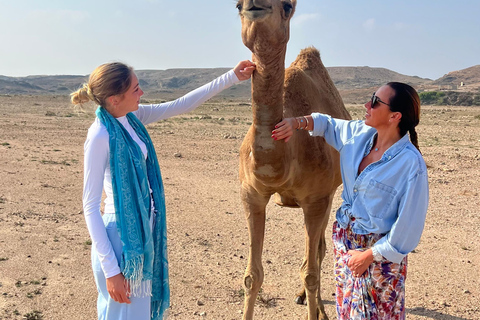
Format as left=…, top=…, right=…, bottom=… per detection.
left=1, top=65, right=479, bottom=104
left=431, top=65, right=480, bottom=89
left=328, top=66, right=431, bottom=90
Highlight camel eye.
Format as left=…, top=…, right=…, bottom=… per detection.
left=283, top=2, right=293, bottom=17
left=236, top=2, right=242, bottom=12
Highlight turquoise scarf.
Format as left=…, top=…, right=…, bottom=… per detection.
left=96, top=106, right=170, bottom=319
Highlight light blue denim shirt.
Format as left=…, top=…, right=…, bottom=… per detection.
left=310, top=113, right=429, bottom=263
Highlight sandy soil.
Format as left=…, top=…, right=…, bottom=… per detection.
left=0, top=95, right=479, bottom=320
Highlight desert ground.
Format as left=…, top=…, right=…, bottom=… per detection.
left=0, top=94, right=479, bottom=320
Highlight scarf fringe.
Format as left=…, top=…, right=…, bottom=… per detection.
left=123, top=256, right=153, bottom=298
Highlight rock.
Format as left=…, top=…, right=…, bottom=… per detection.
left=174, top=152, right=182, bottom=158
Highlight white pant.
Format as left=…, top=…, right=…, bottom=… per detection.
left=91, top=214, right=151, bottom=320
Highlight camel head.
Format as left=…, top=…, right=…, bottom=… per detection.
left=236, top=0, right=296, bottom=56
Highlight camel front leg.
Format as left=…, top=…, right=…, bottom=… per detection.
left=300, top=195, right=332, bottom=320
left=241, top=185, right=270, bottom=320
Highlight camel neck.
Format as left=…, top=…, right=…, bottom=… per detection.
left=250, top=51, right=286, bottom=128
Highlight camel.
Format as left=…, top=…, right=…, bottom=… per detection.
left=236, top=0, right=351, bottom=319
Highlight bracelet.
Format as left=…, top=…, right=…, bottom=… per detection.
left=296, top=117, right=305, bottom=130
left=371, top=246, right=383, bottom=262
left=304, top=116, right=309, bottom=130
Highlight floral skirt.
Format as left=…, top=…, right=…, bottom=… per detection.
left=333, top=221, right=407, bottom=320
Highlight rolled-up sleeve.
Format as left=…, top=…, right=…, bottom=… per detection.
left=309, top=113, right=363, bottom=152
left=373, top=170, right=429, bottom=263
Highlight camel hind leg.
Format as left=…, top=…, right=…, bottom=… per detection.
left=298, top=193, right=333, bottom=320
left=241, top=185, right=270, bottom=320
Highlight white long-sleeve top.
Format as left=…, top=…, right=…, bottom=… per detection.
left=83, top=70, right=239, bottom=278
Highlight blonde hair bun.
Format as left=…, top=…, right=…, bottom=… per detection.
left=70, top=83, right=94, bottom=105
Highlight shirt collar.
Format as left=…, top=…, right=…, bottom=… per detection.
left=383, top=133, right=411, bottom=159
left=367, top=132, right=411, bottom=160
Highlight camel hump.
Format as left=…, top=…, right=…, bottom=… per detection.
left=289, top=46, right=323, bottom=71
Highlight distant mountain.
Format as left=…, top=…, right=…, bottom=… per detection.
left=432, top=65, right=480, bottom=87
left=1, top=65, right=478, bottom=104
left=0, top=75, right=86, bottom=95
left=328, top=66, right=431, bottom=90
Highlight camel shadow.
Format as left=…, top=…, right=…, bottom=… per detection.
left=321, top=301, right=471, bottom=320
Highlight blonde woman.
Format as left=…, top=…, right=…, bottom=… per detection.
left=71, top=60, right=255, bottom=320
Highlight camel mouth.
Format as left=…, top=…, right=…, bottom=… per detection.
left=244, top=6, right=272, bottom=20
left=249, top=6, right=266, bottom=11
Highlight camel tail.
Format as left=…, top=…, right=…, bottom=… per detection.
left=289, top=46, right=324, bottom=71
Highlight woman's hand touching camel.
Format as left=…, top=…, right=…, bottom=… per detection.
left=233, top=60, right=256, bottom=81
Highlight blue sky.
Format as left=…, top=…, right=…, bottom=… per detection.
left=0, top=0, right=478, bottom=79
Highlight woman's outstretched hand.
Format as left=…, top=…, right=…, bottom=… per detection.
left=233, top=60, right=256, bottom=81
left=271, top=118, right=297, bottom=142
left=106, top=273, right=131, bottom=304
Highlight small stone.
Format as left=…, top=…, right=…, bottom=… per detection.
left=464, top=290, right=471, bottom=294
left=197, top=300, right=204, bottom=306
left=174, top=153, right=182, bottom=158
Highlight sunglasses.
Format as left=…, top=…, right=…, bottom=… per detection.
left=370, top=92, right=391, bottom=108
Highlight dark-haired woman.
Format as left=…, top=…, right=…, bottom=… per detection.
left=272, top=82, right=429, bottom=319
left=71, top=60, right=255, bottom=320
